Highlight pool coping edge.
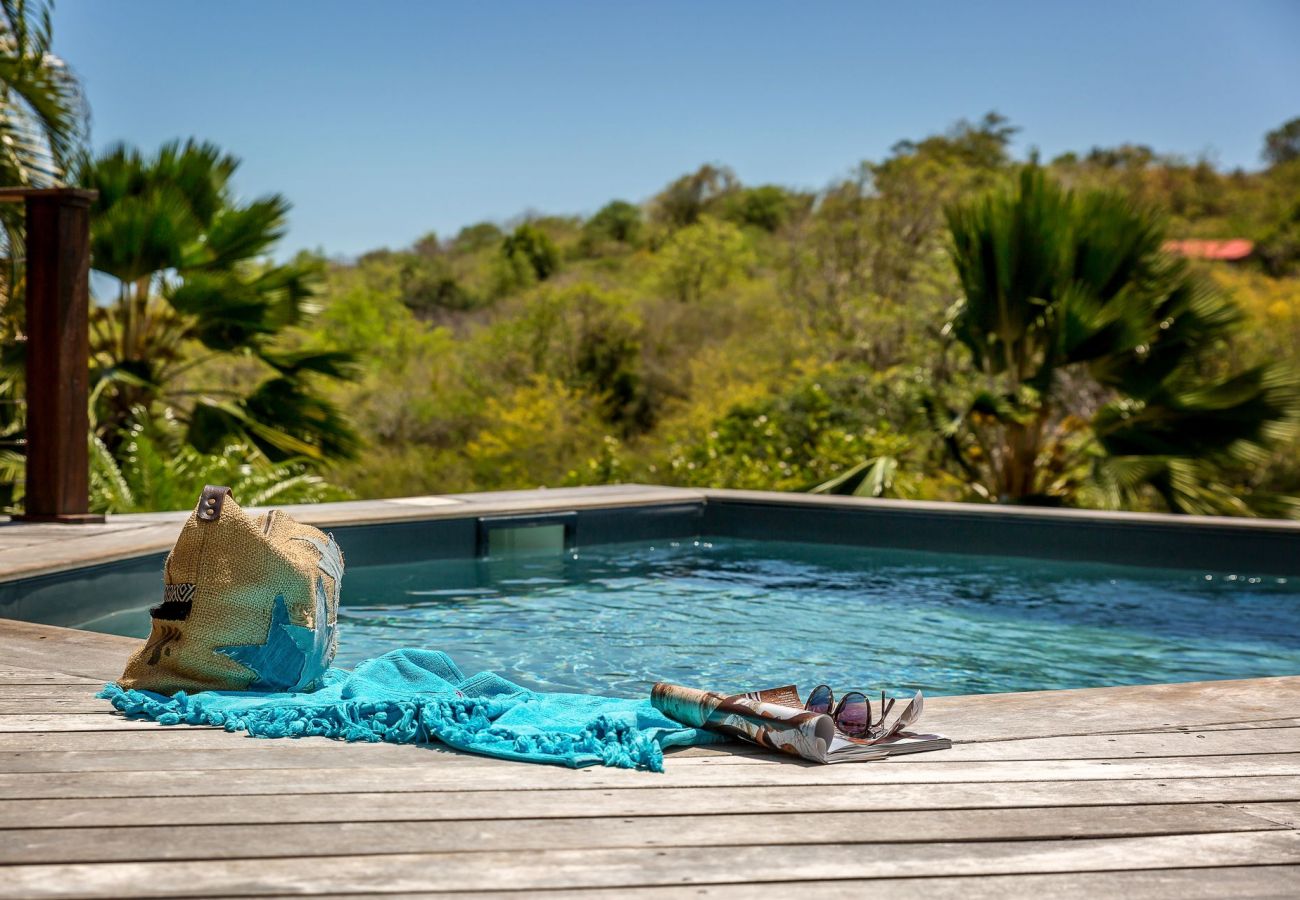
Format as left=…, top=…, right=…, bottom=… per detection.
left=1, top=484, right=1298, bottom=587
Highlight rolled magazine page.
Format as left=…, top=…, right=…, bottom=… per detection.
left=880, top=690, right=923, bottom=740
left=651, top=682, right=838, bottom=763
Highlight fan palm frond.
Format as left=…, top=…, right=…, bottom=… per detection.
left=77, top=139, right=361, bottom=464
left=935, top=165, right=1300, bottom=513
left=808, top=455, right=900, bottom=497
left=0, top=0, right=86, bottom=188
left=89, top=419, right=351, bottom=514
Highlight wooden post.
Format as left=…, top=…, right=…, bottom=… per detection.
left=3, top=187, right=101, bottom=523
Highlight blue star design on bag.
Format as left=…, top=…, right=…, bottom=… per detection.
left=216, top=594, right=319, bottom=692
left=294, top=534, right=344, bottom=597
left=216, top=535, right=342, bottom=692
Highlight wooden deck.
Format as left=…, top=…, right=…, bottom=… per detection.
left=1, top=619, right=1298, bottom=898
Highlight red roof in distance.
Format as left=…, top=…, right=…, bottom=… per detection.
left=1162, top=239, right=1255, bottom=260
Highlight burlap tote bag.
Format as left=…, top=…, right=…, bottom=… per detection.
left=118, top=485, right=343, bottom=695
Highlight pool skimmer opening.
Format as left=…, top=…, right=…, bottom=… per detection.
left=476, top=512, right=576, bottom=559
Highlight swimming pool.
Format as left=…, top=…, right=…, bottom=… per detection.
left=334, top=538, right=1300, bottom=697
left=75, top=534, right=1300, bottom=699
left=11, top=489, right=1300, bottom=697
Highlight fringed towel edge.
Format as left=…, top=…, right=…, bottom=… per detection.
left=97, top=683, right=667, bottom=772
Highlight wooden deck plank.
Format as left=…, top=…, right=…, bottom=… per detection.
left=920, top=676, right=1300, bottom=742
left=0, top=620, right=138, bottom=682
left=2, top=832, right=1299, bottom=897
left=868, top=728, right=1300, bottom=761
left=5, top=717, right=1300, bottom=751
left=4, top=754, right=1299, bottom=800
left=2, top=726, right=1298, bottom=767
left=0, top=745, right=536, bottom=772
left=0, top=685, right=107, bottom=699
left=1188, top=718, right=1300, bottom=732
left=7, top=702, right=1300, bottom=738
left=0, top=665, right=101, bottom=679
left=0, top=714, right=168, bottom=732
left=394, top=867, right=1300, bottom=900
left=9, top=708, right=1300, bottom=739
left=0, top=727, right=661, bottom=752
left=1, top=619, right=1296, bottom=896
left=0, top=699, right=110, bottom=712
left=1, top=804, right=1292, bottom=865
left=5, top=776, right=1299, bottom=828
left=0, top=672, right=101, bottom=686
left=6, top=709, right=1293, bottom=737
left=1234, top=802, right=1300, bottom=827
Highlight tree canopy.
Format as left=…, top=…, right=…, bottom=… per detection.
left=288, top=114, right=1300, bottom=518
left=79, top=140, right=360, bottom=468
left=1264, top=117, right=1300, bottom=166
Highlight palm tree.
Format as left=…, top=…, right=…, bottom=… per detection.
left=0, top=0, right=82, bottom=178
left=0, top=0, right=85, bottom=284
left=934, top=166, right=1298, bottom=515
left=0, top=0, right=87, bottom=508
left=79, top=140, right=360, bottom=463
left=89, top=423, right=348, bottom=515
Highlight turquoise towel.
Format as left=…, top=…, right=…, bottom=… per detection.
left=98, top=649, right=721, bottom=771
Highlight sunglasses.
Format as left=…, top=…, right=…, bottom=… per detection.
left=804, top=684, right=896, bottom=739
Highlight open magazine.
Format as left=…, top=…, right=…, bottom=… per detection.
left=651, top=682, right=951, bottom=764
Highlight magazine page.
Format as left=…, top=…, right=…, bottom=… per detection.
left=866, top=732, right=953, bottom=755
left=826, top=733, right=891, bottom=761
left=651, top=682, right=837, bottom=763
left=740, top=684, right=802, bottom=708
left=875, top=690, right=924, bottom=741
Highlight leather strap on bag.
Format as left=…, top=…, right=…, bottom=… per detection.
left=197, top=485, right=233, bottom=522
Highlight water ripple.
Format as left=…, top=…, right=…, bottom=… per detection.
left=333, top=539, right=1300, bottom=699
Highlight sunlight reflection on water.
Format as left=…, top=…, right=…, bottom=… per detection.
left=334, top=539, right=1300, bottom=698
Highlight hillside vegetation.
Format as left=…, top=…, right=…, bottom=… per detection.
left=2, top=1, right=1293, bottom=518
left=191, top=115, right=1300, bottom=513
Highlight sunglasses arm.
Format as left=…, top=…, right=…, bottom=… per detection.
left=874, top=694, right=896, bottom=727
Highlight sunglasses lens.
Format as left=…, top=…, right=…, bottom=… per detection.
left=835, top=692, right=871, bottom=737
left=806, top=684, right=833, bottom=715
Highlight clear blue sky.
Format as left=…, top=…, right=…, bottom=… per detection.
left=55, top=1, right=1300, bottom=259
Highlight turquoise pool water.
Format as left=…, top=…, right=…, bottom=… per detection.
left=335, top=538, right=1300, bottom=698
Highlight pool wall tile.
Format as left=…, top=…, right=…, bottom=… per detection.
left=572, top=502, right=702, bottom=547
left=331, top=518, right=477, bottom=567
left=0, top=551, right=168, bottom=628
left=702, top=498, right=1300, bottom=576
left=334, top=502, right=702, bottom=568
